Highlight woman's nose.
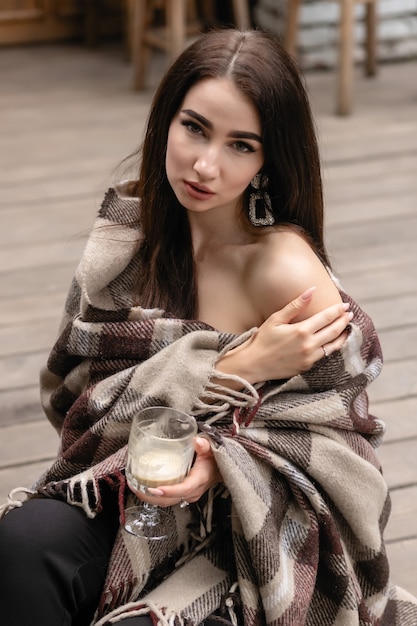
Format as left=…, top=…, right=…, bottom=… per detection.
left=193, top=147, right=219, bottom=180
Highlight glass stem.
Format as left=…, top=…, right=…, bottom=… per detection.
left=141, top=501, right=160, bottom=524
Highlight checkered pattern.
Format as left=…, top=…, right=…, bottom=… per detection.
left=16, top=185, right=417, bottom=625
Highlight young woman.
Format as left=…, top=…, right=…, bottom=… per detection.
left=1, top=28, right=416, bottom=626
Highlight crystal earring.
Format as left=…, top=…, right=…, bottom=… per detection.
left=248, top=174, right=274, bottom=226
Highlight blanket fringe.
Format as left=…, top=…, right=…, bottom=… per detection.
left=232, top=391, right=262, bottom=434
left=175, top=485, right=226, bottom=570
left=193, top=371, right=259, bottom=431
left=97, top=580, right=242, bottom=626
left=0, top=486, right=36, bottom=519
left=66, top=474, right=101, bottom=519
left=224, top=582, right=239, bottom=626
left=93, top=600, right=182, bottom=625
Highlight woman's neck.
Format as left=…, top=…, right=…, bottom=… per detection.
left=188, top=210, right=253, bottom=259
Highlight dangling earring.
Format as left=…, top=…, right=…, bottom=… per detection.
left=248, top=173, right=274, bottom=226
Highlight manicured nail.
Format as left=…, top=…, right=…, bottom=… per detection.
left=342, top=302, right=350, bottom=310
left=301, top=286, right=316, bottom=300
left=147, top=488, right=164, bottom=496
left=347, top=311, right=354, bottom=320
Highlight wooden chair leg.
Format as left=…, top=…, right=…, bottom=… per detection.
left=131, top=0, right=149, bottom=90
left=365, top=1, right=377, bottom=76
left=198, top=0, right=216, bottom=25
left=284, top=0, right=301, bottom=59
left=231, top=0, right=251, bottom=29
left=84, top=0, right=100, bottom=47
left=129, top=0, right=249, bottom=90
left=167, top=0, right=186, bottom=62
left=284, top=0, right=377, bottom=115
left=337, top=0, right=354, bottom=115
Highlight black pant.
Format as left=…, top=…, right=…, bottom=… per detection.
left=0, top=497, right=225, bottom=626
left=0, top=496, right=155, bottom=625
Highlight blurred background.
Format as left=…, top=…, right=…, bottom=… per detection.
left=1, top=0, right=417, bottom=595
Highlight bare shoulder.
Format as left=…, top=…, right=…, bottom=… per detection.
left=247, top=227, right=342, bottom=322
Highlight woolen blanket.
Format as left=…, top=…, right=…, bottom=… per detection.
left=2, top=182, right=417, bottom=626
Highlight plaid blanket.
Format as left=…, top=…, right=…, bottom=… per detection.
left=3, top=183, right=417, bottom=625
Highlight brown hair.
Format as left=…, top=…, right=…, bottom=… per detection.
left=131, top=28, right=328, bottom=318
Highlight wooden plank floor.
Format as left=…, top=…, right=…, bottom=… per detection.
left=1, top=42, right=416, bottom=596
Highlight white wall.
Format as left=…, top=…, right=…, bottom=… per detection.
left=253, top=0, right=417, bottom=69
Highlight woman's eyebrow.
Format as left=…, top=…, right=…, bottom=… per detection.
left=181, top=109, right=212, bottom=129
left=229, top=130, right=263, bottom=143
left=181, top=109, right=262, bottom=143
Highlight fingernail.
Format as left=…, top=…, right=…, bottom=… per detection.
left=301, top=286, right=316, bottom=300
left=147, top=488, right=164, bottom=496
left=347, top=311, right=353, bottom=320
left=342, top=302, right=349, bottom=310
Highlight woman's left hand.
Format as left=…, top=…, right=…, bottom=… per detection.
left=133, top=436, right=222, bottom=508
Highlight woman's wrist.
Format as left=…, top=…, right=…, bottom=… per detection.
left=215, top=338, right=259, bottom=386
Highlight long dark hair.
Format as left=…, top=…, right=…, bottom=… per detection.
left=131, top=28, right=328, bottom=318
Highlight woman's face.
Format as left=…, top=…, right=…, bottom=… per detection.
left=166, top=78, right=264, bottom=220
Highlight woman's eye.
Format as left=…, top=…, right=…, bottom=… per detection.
left=233, top=141, right=254, bottom=154
left=181, top=120, right=203, bottom=135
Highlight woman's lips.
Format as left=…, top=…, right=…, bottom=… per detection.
left=184, top=181, right=214, bottom=201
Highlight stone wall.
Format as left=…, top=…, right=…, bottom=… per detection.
left=252, top=0, right=417, bottom=69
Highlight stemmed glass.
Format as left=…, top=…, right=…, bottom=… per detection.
left=124, top=406, right=197, bottom=539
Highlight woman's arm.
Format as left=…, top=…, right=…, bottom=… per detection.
left=215, top=288, right=351, bottom=385
left=218, top=229, right=350, bottom=384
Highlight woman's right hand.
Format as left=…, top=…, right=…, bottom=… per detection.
left=216, top=288, right=353, bottom=384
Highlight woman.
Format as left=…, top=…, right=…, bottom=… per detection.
left=1, top=28, right=416, bottom=626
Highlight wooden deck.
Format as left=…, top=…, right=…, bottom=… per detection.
left=1, top=41, right=416, bottom=595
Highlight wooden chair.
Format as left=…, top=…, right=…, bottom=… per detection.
left=126, top=0, right=251, bottom=89
left=284, top=0, right=378, bottom=115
